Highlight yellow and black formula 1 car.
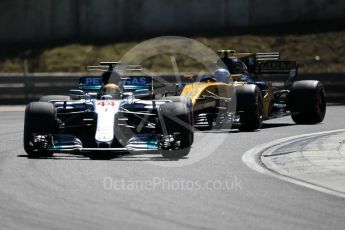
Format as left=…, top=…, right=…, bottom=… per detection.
left=168, top=50, right=326, bottom=131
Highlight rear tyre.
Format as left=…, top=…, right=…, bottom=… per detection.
left=39, top=95, right=70, bottom=102
left=158, top=102, right=193, bottom=158
left=236, top=85, right=263, bottom=131
left=289, top=80, right=326, bottom=124
left=24, top=102, right=58, bottom=158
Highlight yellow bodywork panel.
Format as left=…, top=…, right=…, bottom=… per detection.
left=180, top=82, right=243, bottom=112
left=180, top=81, right=273, bottom=120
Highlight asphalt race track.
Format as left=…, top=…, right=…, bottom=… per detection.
left=1, top=106, right=345, bottom=230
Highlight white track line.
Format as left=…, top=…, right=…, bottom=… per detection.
left=242, top=129, right=345, bottom=199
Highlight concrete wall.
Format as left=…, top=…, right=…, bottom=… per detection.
left=0, top=0, right=344, bottom=44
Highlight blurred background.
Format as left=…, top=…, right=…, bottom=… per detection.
left=0, top=0, right=344, bottom=103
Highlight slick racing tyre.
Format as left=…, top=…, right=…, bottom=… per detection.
left=164, top=96, right=193, bottom=119
left=158, top=102, right=193, bottom=158
left=236, top=84, right=263, bottom=131
left=164, top=96, right=194, bottom=143
left=289, top=80, right=326, bottom=124
left=39, top=95, right=70, bottom=102
left=24, top=102, right=58, bottom=158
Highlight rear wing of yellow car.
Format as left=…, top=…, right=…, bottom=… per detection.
left=218, top=50, right=298, bottom=86
left=254, top=52, right=297, bottom=74
left=253, top=53, right=298, bottom=87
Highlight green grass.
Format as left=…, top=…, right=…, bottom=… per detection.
left=0, top=31, right=344, bottom=73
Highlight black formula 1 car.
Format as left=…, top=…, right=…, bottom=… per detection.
left=23, top=62, right=193, bottom=159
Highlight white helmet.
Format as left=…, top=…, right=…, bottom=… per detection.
left=214, top=69, right=231, bottom=83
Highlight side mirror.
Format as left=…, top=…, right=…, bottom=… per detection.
left=196, top=95, right=206, bottom=100
left=175, top=83, right=185, bottom=89
left=69, top=89, right=85, bottom=100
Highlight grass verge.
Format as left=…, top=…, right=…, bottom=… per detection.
left=0, top=31, right=344, bottom=73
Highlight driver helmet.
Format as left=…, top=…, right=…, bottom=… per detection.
left=102, top=83, right=121, bottom=99
left=214, top=68, right=231, bottom=83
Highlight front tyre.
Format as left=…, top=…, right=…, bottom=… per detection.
left=39, top=95, right=70, bottom=102
left=160, top=148, right=191, bottom=159
left=164, top=96, right=194, bottom=143
left=236, top=85, right=263, bottom=131
left=158, top=102, right=193, bottom=158
left=24, top=102, right=58, bottom=158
